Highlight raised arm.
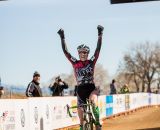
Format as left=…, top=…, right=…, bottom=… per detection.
left=90, top=25, right=104, bottom=64
left=57, top=29, right=77, bottom=64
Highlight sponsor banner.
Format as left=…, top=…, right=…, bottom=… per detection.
left=148, top=93, right=152, bottom=105
left=0, top=100, right=15, bottom=130
left=151, top=94, right=158, bottom=105
left=1, top=93, right=160, bottom=130
left=113, top=94, right=125, bottom=114
left=36, top=98, right=52, bottom=130
left=106, top=95, right=113, bottom=116
left=28, top=97, right=61, bottom=130
left=106, top=95, right=113, bottom=104
left=130, top=93, right=139, bottom=109
left=70, top=98, right=79, bottom=123
left=156, top=94, right=160, bottom=105
left=106, top=107, right=113, bottom=117
left=125, top=94, right=130, bottom=111
left=28, top=98, right=44, bottom=130
left=98, top=96, right=106, bottom=119
left=158, top=94, right=160, bottom=105
left=49, top=97, right=79, bottom=129
left=130, top=93, right=152, bottom=109
left=14, top=99, right=29, bottom=130
left=137, top=93, right=144, bottom=108
left=129, top=94, right=134, bottom=109
left=141, top=93, right=149, bottom=106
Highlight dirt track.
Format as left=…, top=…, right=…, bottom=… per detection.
left=69, top=106, right=160, bottom=130
left=103, top=106, right=160, bottom=130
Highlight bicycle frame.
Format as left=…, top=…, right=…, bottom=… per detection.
left=66, top=99, right=96, bottom=130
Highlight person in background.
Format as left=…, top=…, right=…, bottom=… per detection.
left=49, top=76, right=68, bottom=96
left=0, top=86, right=4, bottom=99
left=120, top=84, right=129, bottom=94
left=0, top=78, right=4, bottom=98
left=26, top=71, right=42, bottom=97
left=110, top=79, right=117, bottom=95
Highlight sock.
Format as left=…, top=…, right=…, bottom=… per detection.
left=79, top=124, right=83, bottom=130
left=92, top=105, right=101, bottom=126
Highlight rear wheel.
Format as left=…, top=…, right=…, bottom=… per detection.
left=83, top=122, right=93, bottom=130
left=83, top=113, right=94, bottom=130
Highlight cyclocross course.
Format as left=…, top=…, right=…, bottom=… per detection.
left=69, top=106, right=160, bottom=130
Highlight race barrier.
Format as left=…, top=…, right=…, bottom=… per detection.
left=0, top=93, right=160, bottom=130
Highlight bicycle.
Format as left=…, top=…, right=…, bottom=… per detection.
left=67, top=99, right=96, bottom=130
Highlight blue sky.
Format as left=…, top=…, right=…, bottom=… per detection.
left=0, top=0, right=160, bottom=86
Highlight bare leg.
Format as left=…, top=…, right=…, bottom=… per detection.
left=89, top=89, right=99, bottom=105
left=78, top=107, right=83, bottom=125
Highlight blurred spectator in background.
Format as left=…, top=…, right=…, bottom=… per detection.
left=26, top=71, right=42, bottom=97
left=110, top=79, right=117, bottom=95
left=120, top=84, right=129, bottom=94
left=0, top=77, right=4, bottom=98
left=0, top=86, right=4, bottom=99
left=49, top=76, right=68, bottom=96
left=157, top=83, right=160, bottom=94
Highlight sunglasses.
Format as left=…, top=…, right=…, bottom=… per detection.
left=78, top=51, right=88, bottom=54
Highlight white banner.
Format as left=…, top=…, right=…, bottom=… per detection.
left=28, top=98, right=45, bottom=130
left=49, top=96, right=79, bottom=129
left=151, top=94, right=158, bottom=105
left=0, top=100, right=15, bottom=130
left=98, top=95, right=106, bottom=119
left=158, top=94, right=160, bottom=105
left=1, top=93, right=160, bottom=130
left=141, top=93, right=149, bottom=106
left=14, top=99, right=29, bottom=130
left=113, top=94, right=125, bottom=114
left=130, top=93, right=139, bottom=109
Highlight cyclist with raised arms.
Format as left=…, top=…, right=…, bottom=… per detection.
left=58, top=25, right=104, bottom=130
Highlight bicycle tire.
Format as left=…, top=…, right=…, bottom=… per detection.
left=83, top=122, right=93, bottom=130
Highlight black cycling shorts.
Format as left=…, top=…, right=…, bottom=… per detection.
left=76, top=83, right=96, bottom=106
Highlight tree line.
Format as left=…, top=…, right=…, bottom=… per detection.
left=117, top=42, right=160, bottom=93
left=49, top=42, right=160, bottom=94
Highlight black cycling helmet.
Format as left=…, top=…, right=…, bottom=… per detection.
left=33, top=71, right=40, bottom=77
left=112, top=79, right=116, bottom=83
left=77, top=44, right=90, bottom=54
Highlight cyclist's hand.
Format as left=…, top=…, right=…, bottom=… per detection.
left=97, top=25, right=104, bottom=36
left=57, top=28, right=65, bottom=39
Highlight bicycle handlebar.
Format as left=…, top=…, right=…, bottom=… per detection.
left=66, top=104, right=73, bottom=117
left=66, top=102, right=93, bottom=118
